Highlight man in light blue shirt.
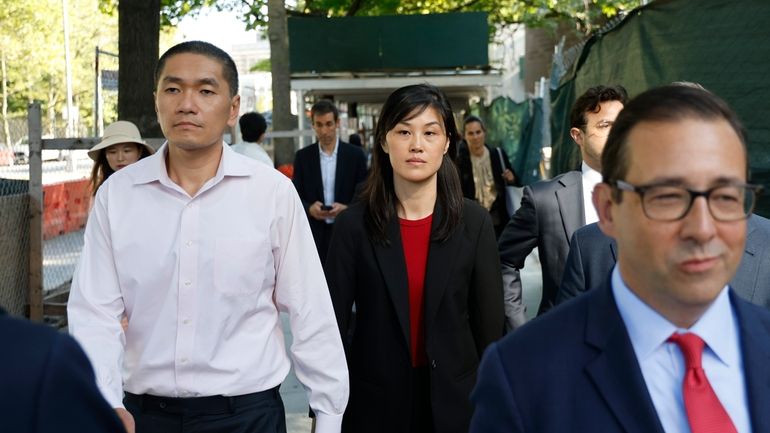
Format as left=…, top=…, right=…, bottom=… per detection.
left=292, top=100, right=367, bottom=263
left=470, top=85, right=770, bottom=433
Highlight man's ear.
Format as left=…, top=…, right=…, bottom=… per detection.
left=570, top=127, right=584, bottom=147
left=227, top=95, right=241, bottom=128
left=593, top=182, right=616, bottom=238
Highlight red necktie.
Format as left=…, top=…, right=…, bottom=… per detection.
left=668, top=332, right=738, bottom=433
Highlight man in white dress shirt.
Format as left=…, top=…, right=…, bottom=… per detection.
left=470, top=85, right=770, bottom=433
left=68, top=41, right=348, bottom=433
left=232, top=111, right=273, bottom=166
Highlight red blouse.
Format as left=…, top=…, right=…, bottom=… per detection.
left=399, top=214, right=433, bottom=367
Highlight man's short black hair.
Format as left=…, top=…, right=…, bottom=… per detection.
left=154, top=41, right=239, bottom=97
left=569, top=85, right=628, bottom=130
left=311, top=100, right=339, bottom=122
left=239, top=112, right=268, bottom=143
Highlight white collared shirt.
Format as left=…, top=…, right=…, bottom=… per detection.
left=611, top=267, right=751, bottom=433
left=581, top=161, right=602, bottom=225
left=319, top=139, right=339, bottom=224
left=68, top=143, right=348, bottom=432
left=230, top=141, right=274, bottom=167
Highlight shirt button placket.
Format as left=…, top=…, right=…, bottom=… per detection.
left=175, top=199, right=199, bottom=390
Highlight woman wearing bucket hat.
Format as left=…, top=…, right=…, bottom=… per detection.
left=89, top=120, right=154, bottom=194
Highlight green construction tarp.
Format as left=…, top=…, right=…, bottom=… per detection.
left=288, top=13, right=489, bottom=73
left=551, top=0, right=770, bottom=216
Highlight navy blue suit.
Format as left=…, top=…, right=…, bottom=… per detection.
left=469, top=282, right=770, bottom=433
left=0, top=309, right=124, bottom=432
left=557, top=215, right=770, bottom=307
left=292, top=141, right=367, bottom=262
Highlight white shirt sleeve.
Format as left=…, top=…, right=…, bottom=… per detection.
left=271, top=179, right=349, bottom=432
left=67, top=187, right=127, bottom=408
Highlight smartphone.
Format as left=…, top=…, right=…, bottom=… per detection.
left=321, top=204, right=333, bottom=211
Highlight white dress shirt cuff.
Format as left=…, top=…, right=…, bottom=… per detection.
left=103, top=385, right=125, bottom=409
left=314, top=412, right=344, bottom=433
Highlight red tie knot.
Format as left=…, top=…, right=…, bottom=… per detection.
left=668, top=332, right=705, bottom=369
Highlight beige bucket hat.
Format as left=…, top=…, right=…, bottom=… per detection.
left=88, top=120, right=155, bottom=161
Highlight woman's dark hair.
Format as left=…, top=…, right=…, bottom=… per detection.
left=463, top=115, right=486, bottom=131
left=362, top=84, right=464, bottom=244
left=90, top=144, right=152, bottom=195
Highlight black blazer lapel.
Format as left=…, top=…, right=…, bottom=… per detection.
left=372, top=218, right=412, bottom=348
left=584, top=283, right=665, bottom=433
left=732, top=292, right=770, bottom=432
left=334, top=143, right=348, bottom=200
left=306, top=143, right=324, bottom=201
left=555, top=173, right=584, bottom=242
left=423, top=205, right=461, bottom=328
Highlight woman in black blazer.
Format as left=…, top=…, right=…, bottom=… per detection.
left=325, top=84, right=505, bottom=433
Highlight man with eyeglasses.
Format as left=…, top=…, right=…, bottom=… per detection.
left=557, top=212, right=770, bottom=307
left=497, top=85, right=627, bottom=330
left=470, top=85, right=770, bottom=433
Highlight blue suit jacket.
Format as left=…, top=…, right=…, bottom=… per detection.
left=0, top=310, right=124, bottom=432
left=292, top=141, right=368, bottom=257
left=557, top=214, right=770, bottom=307
left=469, top=282, right=770, bottom=433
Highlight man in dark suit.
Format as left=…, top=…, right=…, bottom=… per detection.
left=558, top=216, right=770, bottom=306
left=457, top=115, right=519, bottom=237
left=0, top=308, right=124, bottom=432
left=498, top=85, right=627, bottom=330
left=471, top=85, right=770, bottom=433
left=293, top=100, right=368, bottom=263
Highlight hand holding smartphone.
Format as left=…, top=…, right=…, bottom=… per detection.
left=320, top=204, right=333, bottom=211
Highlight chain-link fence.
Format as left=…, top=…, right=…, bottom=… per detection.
left=0, top=104, right=97, bottom=319
left=0, top=177, right=29, bottom=316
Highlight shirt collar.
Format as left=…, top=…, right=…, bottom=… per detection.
left=581, top=161, right=602, bottom=184
left=319, top=138, right=339, bottom=157
left=131, top=141, right=253, bottom=187
left=611, top=266, right=737, bottom=366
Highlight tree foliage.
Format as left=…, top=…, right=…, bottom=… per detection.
left=228, top=0, right=645, bottom=35
left=1, top=0, right=119, bottom=145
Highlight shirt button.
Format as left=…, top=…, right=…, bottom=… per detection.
left=180, top=357, right=188, bottom=364
left=186, top=241, right=193, bottom=247
left=431, top=360, right=437, bottom=369
left=182, top=319, right=190, bottom=325
left=184, top=281, right=191, bottom=287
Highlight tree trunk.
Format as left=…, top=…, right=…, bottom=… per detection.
left=1, top=52, right=10, bottom=149
left=118, top=0, right=162, bottom=139
left=267, top=0, right=294, bottom=166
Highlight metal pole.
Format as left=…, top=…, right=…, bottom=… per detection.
left=62, top=0, right=74, bottom=136
left=62, top=0, right=75, bottom=172
left=94, top=46, right=100, bottom=137
left=28, top=103, right=44, bottom=321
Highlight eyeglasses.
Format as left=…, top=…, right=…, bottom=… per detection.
left=614, top=180, right=764, bottom=222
